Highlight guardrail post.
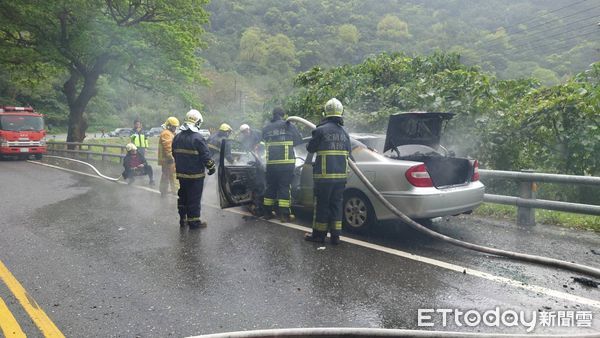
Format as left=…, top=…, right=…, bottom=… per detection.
left=102, top=145, right=107, bottom=162
left=517, top=169, right=536, bottom=226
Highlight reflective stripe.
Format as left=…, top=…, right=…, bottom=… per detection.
left=176, top=173, right=205, bottom=179
left=313, top=173, right=348, bottom=179
left=187, top=217, right=201, bottom=221
left=266, top=141, right=294, bottom=146
left=264, top=198, right=275, bottom=206
left=267, top=159, right=295, bottom=165
left=333, top=221, right=342, bottom=230
left=208, top=144, right=220, bottom=150
left=316, top=150, right=349, bottom=156
left=314, top=222, right=328, bottom=231
left=278, top=199, right=291, bottom=207
left=174, top=149, right=199, bottom=155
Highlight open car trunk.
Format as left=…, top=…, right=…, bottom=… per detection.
left=395, top=153, right=471, bottom=188
left=384, top=112, right=472, bottom=188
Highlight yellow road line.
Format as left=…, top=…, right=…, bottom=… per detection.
left=0, top=295, right=26, bottom=337
left=0, top=260, right=64, bottom=338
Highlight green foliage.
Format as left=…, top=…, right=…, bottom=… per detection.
left=376, top=15, right=411, bottom=40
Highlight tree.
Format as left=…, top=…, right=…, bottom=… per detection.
left=338, top=24, right=360, bottom=45
left=376, top=15, right=410, bottom=40
left=0, top=0, right=209, bottom=143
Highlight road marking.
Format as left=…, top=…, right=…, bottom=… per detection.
left=0, top=260, right=65, bottom=338
left=0, top=295, right=26, bottom=337
left=28, top=160, right=600, bottom=309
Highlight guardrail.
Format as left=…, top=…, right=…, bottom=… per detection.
left=47, top=141, right=158, bottom=162
left=479, top=169, right=600, bottom=225
left=46, top=141, right=599, bottom=225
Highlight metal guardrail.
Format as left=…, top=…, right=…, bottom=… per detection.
left=479, top=169, right=600, bottom=225
left=46, top=141, right=599, bottom=225
left=47, top=141, right=158, bottom=162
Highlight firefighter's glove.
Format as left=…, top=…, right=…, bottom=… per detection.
left=207, top=160, right=216, bottom=175
left=208, top=167, right=216, bottom=176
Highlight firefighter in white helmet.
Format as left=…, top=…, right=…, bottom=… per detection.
left=172, top=109, right=216, bottom=229
left=158, top=116, right=180, bottom=197
left=304, top=98, right=352, bottom=244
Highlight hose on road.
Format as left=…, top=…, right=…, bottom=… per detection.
left=287, top=116, right=600, bottom=279
left=40, top=155, right=121, bottom=182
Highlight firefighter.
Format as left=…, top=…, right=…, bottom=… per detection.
left=172, top=109, right=216, bottom=229
left=207, top=123, right=234, bottom=163
left=238, top=124, right=262, bottom=153
left=304, top=98, right=352, bottom=244
left=158, top=116, right=179, bottom=197
left=262, top=107, right=303, bottom=222
left=130, top=118, right=149, bottom=156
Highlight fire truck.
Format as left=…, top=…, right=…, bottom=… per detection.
left=0, top=106, right=47, bottom=159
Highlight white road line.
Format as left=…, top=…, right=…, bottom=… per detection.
left=28, top=160, right=600, bottom=309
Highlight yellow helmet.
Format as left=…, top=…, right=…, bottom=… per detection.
left=165, top=116, right=180, bottom=127
left=219, top=123, right=232, bottom=132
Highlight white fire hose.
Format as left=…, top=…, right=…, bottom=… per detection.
left=42, top=155, right=121, bottom=181
left=287, top=116, right=600, bottom=279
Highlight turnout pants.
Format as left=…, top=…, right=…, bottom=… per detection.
left=312, top=181, right=345, bottom=238
left=159, top=163, right=178, bottom=195
left=263, top=165, right=294, bottom=216
left=177, top=178, right=205, bottom=225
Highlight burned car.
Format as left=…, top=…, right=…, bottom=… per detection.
left=218, top=112, right=484, bottom=231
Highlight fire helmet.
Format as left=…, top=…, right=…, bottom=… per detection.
left=164, top=116, right=180, bottom=127
left=324, top=98, right=343, bottom=117
left=185, top=109, right=203, bottom=126
left=239, top=124, right=250, bottom=132
left=125, top=143, right=137, bottom=152
left=219, top=123, right=233, bottom=132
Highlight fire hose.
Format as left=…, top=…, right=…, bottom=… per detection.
left=41, top=155, right=121, bottom=181
left=287, top=116, right=600, bottom=279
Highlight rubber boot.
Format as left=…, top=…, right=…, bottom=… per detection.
left=304, top=230, right=326, bottom=243
left=280, top=214, right=296, bottom=223
left=330, top=230, right=341, bottom=245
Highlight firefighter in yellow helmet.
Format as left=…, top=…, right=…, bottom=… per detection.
left=158, top=116, right=180, bottom=197
left=304, top=98, right=352, bottom=244
left=207, top=123, right=234, bottom=163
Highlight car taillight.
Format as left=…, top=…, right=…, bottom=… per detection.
left=472, top=160, right=480, bottom=181
left=405, top=163, right=433, bottom=187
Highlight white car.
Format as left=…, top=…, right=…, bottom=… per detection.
left=218, top=112, right=484, bottom=231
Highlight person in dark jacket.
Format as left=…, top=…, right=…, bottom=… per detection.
left=261, top=107, right=303, bottom=222
left=122, top=143, right=155, bottom=185
left=304, top=98, right=352, bottom=244
left=172, top=109, right=216, bottom=229
left=238, top=124, right=263, bottom=155
left=207, top=123, right=234, bottom=163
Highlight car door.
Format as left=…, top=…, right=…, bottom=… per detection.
left=218, top=139, right=265, bottom=209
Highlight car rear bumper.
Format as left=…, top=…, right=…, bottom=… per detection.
left=373, top=182, right=485, bottom=220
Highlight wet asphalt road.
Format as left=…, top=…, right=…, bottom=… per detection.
left=0, top=159, right=599, bottom=337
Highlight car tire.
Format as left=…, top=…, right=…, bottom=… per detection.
left=342, top=190, right=376, bottom=233
left=34, top=154, right=43, bottom=160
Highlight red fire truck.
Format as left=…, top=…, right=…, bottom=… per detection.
left=0, top=106, right=47, bottom=159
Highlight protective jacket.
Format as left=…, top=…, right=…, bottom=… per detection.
left=306, top=116, right=352, bottom=182
left=207, top=131, right=233, bottom=162
left=158, top=129, right=175, bottom=166
left=172, top=129, right=215, bottom=179
left=262, top=116, right=302, bottom=170
left=130, top=128, right=149, bottom=149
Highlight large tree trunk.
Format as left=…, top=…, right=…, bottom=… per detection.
left=63, top=57, right=108, bottom=148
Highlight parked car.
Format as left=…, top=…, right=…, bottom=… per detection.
left=147, top=127, right=163, bottom=137
left=218, top=112, right=485, bottom=231
left=108, top=128, right=132, bottom=137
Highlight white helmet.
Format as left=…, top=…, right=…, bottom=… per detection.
left=185, top=109, right=203, bottom=126
left=125, top=143, right=137, bottom=152
left=239, top=124, right=250, bottom=132
left=324, top=98, right=343, bottom=117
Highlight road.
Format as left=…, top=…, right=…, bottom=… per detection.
left=0, top=159, right=599, bottom=337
